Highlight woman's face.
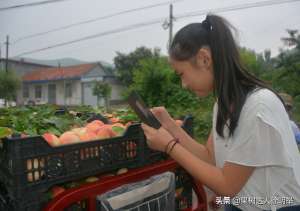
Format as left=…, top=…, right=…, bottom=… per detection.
left=169, top=48, right=214, bottom=97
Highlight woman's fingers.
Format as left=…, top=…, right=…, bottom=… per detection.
left=151, top=107, right=172, bottom=123
left=141, top=124, right=155, bottom=147
left=141, top=123, right=156, bottom=137
left=141, top=123, right=153, bottom=132
left=150, top=107, right=162, bottom=119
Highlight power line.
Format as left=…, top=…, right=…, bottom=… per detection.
left=12, top=0, right=183, bottom=45
left=15, top=18, right=165, bottom=57
left=14, top=0, right=300, bottom=57
left=0, top=0, right=73, bottom=12
left=176, top=0, right=300, bottom=19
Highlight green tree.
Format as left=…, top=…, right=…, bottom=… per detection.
left=239, top=47, right=265, bottom=77
left=92, top=81, right=112, bottom=111
left=264, top=49, right=272, bottom=64
left=270, top=29, right=300, bottom=122
left=272, top=29, right=300, bottom=96
left=114, top=46, right=160, bottom=86
left=0, top=69, right=21, bottom=106
left=281, top=29, right=300, bottom=50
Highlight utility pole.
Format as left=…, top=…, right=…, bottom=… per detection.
left=163, top=4, right=174, bottom=49
left=169, top=4, right=173, bottom=47
left=5, top=35, right=9, bottom=73
left=59, top=62, right=66, bottom=106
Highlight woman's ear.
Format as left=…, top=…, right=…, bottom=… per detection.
left=196, top=47, right=212, bottom=70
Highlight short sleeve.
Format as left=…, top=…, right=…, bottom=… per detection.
left=225, top=103, right=293, bottom=168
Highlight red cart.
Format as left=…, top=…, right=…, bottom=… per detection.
left=43, top=159, right=207, bottom=211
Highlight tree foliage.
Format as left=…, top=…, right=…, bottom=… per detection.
left=114, top=46, right=160, bottom=86
left=92, top=81, right=112, bottom=110
left=0, top=70, right=21, bottom=104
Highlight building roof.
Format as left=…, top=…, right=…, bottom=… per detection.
left=23, top=63, right=97, bottom=82
left=0, top=58, right=52, bottom=67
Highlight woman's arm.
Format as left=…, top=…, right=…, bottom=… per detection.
left=169, top=123, right=215, bottom=165
left=169, top=143, right=254, bottom=197
left=141, top=124, right=255, bottom=197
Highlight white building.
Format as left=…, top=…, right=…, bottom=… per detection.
left=21, top=63, right=124, bottom=106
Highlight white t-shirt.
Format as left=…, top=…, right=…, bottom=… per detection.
left=212, top=88, right=300, bottom=211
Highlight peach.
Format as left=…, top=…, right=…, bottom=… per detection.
left=59, top=131, right=80, bottom=145
left=109, top=117, right=120, bottom=123
left=175, top=119, right=183, bottom=126
left=72, top=127, right=87, bottom=137
left=103, top=125, right=119, bottom=137
left=27, top=158, right=45, bottom=182
left=79, top=131, right=98, bottom=142
left=85, top=122, right=102, bottom=133
left=126, top=141, right=137, bottom=158
left=96, top=127, right=112, bottom=139
left=43, top=133, right=60, bottom=147
left=90, top=120, right=104, bottom=127
left=125, top=121, right=132, bottom=128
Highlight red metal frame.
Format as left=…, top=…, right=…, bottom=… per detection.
left=43, top=159, right=207, bottom=211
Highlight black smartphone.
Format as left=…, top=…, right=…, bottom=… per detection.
left=128, top=91, right=161, bottom=129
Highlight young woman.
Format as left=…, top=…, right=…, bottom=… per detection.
left=141, top=14, right=300, bottom=211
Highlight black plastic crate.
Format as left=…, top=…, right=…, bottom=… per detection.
left=0, top=123, right=145, bottom=201
left=0, top=116, right=193, bottom=211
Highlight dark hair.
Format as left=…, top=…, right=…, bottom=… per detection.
left=169, top=14, right=271, bottom=138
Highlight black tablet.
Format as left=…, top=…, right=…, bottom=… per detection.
left=128, top=91, right=161, bottom=129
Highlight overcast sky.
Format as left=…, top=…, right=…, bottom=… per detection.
left=1, top=0, right=300, bottom=64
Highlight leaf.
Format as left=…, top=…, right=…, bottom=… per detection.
left=112, top=126, right=125, bottom=136
left=24, top=128, right=37, bottom=136
left=119, top=114, right=137, bottom=122
left=0, top=127, right=13, bottom=138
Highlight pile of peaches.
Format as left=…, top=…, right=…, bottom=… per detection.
left=43, top=119, right=130, bottom=147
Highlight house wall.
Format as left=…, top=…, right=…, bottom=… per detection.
left=54, top=80, right=82, bottom=105
left=23, top=80, right=82, bottom=105
left=82, top=81, right=103, bottom=107
left=83, top=64, right=107, bottom=78
left=81, top=79, right=124, bottom=107
left=81, top=65, right=106, bottom=107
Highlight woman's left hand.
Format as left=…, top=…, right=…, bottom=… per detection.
left=141, top=123, right=174, bottom=152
